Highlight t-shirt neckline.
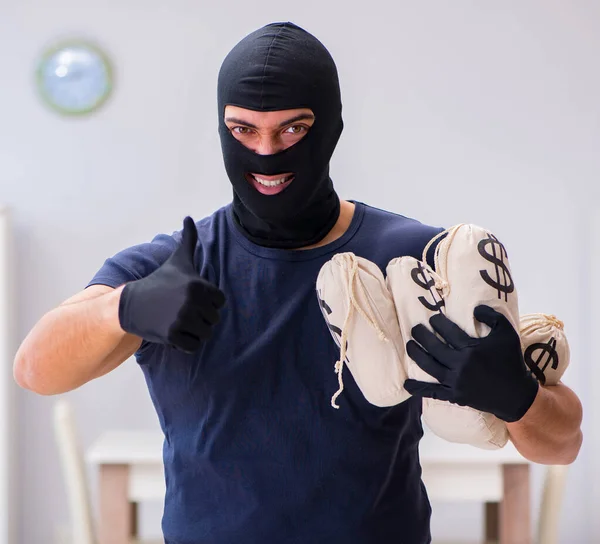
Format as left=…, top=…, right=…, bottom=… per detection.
left=226, top=201, right=365, bottom=261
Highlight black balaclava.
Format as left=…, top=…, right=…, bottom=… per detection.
left=217, top=22, right=343, bottom=249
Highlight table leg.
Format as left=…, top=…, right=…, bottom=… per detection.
left=98, top=464, right=132, bottom=544
left=500, top=463, right=531, bottom=544
left=484, top=501, right=499, bottom=542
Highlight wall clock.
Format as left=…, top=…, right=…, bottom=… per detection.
left=36, top=40, right=113, bottom=116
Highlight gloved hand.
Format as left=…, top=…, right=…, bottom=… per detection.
left=404, top=304, right=539, bottom=423
left=118, top=216, right=226, bottom=353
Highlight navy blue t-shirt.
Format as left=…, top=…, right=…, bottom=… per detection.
left=89, top=202, right=443, bottom=544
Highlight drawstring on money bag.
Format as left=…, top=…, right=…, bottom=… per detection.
left=520, top=314, right=564, bottom=335
left=331, top=254, right=389, bottom=409
left=519, top=314, right=564, bottom=351
left=422, top=224, right=466, bottom=298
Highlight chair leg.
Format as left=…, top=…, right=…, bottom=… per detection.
left=485, top=501, right=499, bottom=543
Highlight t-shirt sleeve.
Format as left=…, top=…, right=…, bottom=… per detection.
left=86, top=232, right=180, bottom=289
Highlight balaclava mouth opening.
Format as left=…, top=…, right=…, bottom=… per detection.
left=217, top=22, right=343, bottom=249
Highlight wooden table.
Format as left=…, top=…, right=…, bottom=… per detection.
left=86, top=430, right=531, bottom=544
left=419, top=431, right=531, bottom=544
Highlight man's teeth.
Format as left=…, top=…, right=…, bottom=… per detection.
left=254, top=176, right=290, bottom=187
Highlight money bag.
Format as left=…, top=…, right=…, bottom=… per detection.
left=520, top=313, right=570, bottom=386
left=316, top=224, right=570, bottom=451
left=386, top=223, right=515, bottom=449
left=316, top=253, right=410, bottom=409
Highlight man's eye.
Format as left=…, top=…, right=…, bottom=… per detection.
left=232, top=126, right=252, bottom=135
left=284, top=125, right=307, bottom=135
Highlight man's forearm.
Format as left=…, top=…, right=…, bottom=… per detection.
left=506, top=382, right=583, bottom=464
left=13, top=285, right=131, bottom=394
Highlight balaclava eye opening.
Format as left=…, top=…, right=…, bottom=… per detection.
left=217, top=22, right=343, bottom=249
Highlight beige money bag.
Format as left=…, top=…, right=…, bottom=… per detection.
left=413, top=224, right=521, bottom=449
left=316, top=253, right=410, bottom=408
left=385, top=257, right=445, bottom=385
left=386, top=253, right=509, bottom=450
left=520, top=313, right=570, bottom=386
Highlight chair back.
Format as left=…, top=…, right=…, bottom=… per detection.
left=537, top=464, right=569, bottom=544
left=53, top=399, right=96, bottom=544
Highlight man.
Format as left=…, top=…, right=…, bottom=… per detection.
left=14, top=22, right=582, bottom=544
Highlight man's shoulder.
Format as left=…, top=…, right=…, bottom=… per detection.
left=359, top=202, right=442, bottom=236
left=354, top=202, right=444, bottom=266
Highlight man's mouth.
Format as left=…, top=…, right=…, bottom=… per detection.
left=246, top=173, right=295, bottom=195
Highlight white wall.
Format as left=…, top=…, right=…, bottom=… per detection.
left=1, top=1, right=599, bottom=542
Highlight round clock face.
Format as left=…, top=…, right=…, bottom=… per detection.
left=37, top=41, right=113, bottom=115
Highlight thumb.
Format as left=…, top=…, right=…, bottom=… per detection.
left=172, top=216, right=198, bottom=269
left=473, top=304, right=504, bottom=329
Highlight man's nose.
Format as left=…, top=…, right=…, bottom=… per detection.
left=254, top=137, right=284, bottom=156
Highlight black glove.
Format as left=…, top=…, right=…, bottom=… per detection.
left=118, top=216, right=226, bottom=353
left=404, top=305, right=539, bottom=423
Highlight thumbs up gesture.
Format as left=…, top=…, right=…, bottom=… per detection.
left=118, top=217, right=226, bottom=353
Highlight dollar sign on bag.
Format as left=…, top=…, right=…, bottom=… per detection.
left=477, top=234, right=514, bottom=302
left=524, top=338, right=559, bottom=385
left=411, top=262, right=445, bottom=312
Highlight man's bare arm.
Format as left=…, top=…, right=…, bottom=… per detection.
left=13, top=284, right=142, bottom=395
left=507, top=382, right=583, bottom=465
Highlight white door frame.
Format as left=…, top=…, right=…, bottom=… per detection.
left=0, top=208, right=15, bottom=544
left=589, top=211, right=600, bottom=541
